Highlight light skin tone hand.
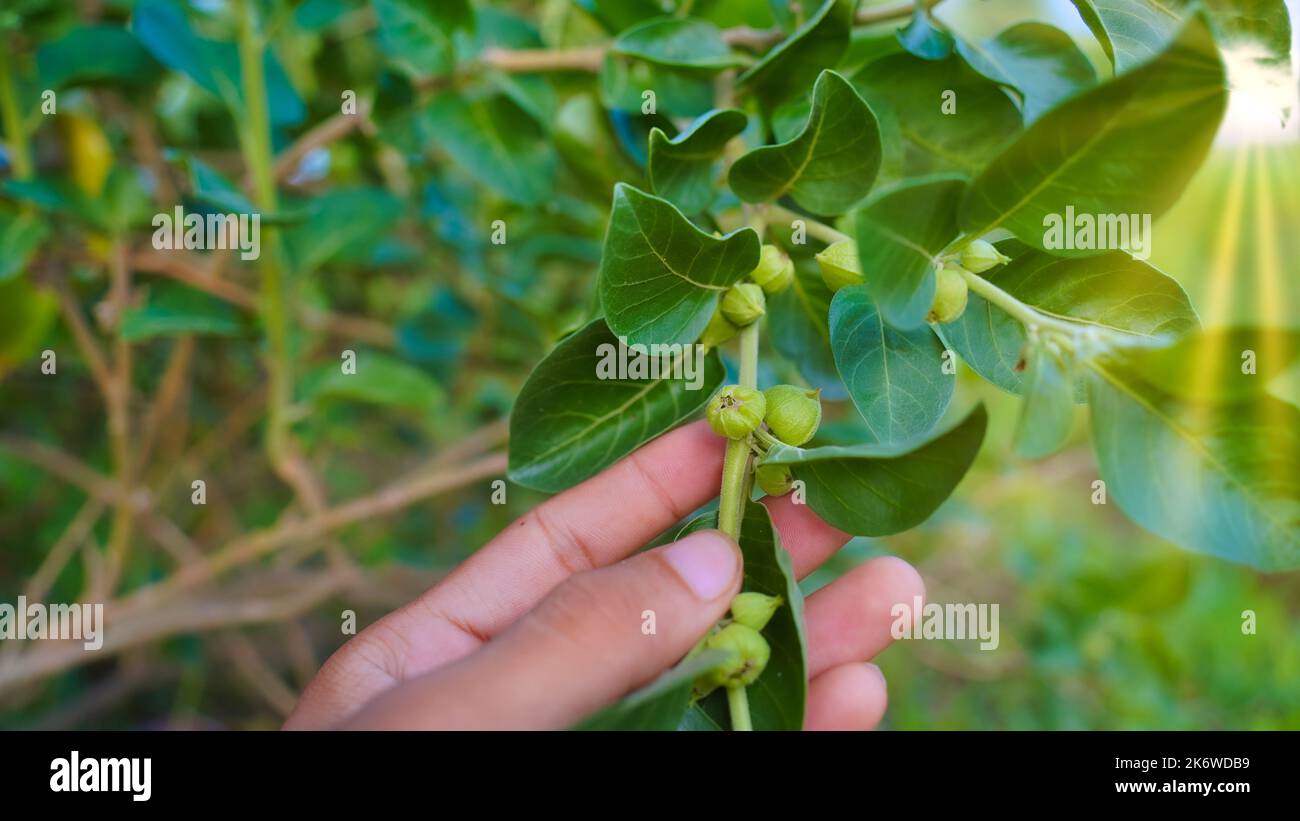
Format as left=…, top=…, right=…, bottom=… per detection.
left=285, top=420, right=925, bottom=730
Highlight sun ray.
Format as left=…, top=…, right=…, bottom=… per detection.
left=1187, top=147, right=1252, bottom=401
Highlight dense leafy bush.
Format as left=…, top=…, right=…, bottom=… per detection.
left=0, top=0, right=1296, bottom=729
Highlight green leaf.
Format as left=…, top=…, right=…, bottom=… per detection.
left=303, top=352, right=444, bottom=412
left=762, top=404, right=988, bottom=536
left=599, top=53, right=718, bottom=118
left=1072, top=0, right=1291, bottom=74
left=582, top=0, right=669, bottom=33
left=284, top=188, right=404, bottom=275
left=120, top=282, right=244, bottom=341
left=958, top=13, right=1226, bottom=252
left=729, top=70, right=881, bottom=216
left=1013, top=345, right=1075, bottom=459
left=574, top=650, right=729, bottom=730
left=37, top=25, right=160, bottom=88
left=767, top=260, right=848, bottom=400
left=956, top=22, right=1097, bottom=122
left=598, top=184, right=760, bottom=346
left=131, top=0, right=304, bottom=125
left=941, top=249, right=1199, bottom=396
left=851, top=52, right=1022, bottom=182
left=423, top=93, right=556, bottom=205
left=508, top=319, right=725, bottom=493
left=176, top=155, right=256, bottom=214
left=736, top=0, right=853, bottom=108
left=851, top=175, right=965, bottom=329
left=0, top=210, right=49, bottom=283
left=829, top=284, right=954, bottom=445
left=372, top=0, right=454, bottom=78
left=1114, top=327, right=1300, bottom=402
left=1088, top=358, right=1300, bottom=570
left=612, top=16, right=739, bottom=71
left=555, top=94, right=640, bottom=193
left=689, top=501, right=808, bottom=730
left=896, top=7, right=954, bottom=61
left=648, top=109, right=747, bottom=214
left=0, top=278, right=57, bottom=377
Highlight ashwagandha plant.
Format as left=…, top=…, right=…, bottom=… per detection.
left=502, top=0, right=1300, bottom=730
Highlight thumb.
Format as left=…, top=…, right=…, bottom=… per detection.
left=342, top=529, right=742, bottom=730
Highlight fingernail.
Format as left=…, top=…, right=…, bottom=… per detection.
left=662, top=531, right=739, bottom=600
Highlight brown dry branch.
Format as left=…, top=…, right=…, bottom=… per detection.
left=0, top=566, right=356, bottom=695
left=121, top=450, right=507, bottom=612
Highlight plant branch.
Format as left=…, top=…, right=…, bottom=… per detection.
left=476, top=2, right=929, bottom=75
left=768, top=205, right=849, bottom=245
left=954, top=267, right=1080, bottom=336
left=236, top=0, right=293, bottom=476
left=130, top=249, right=395, bottom=348
left=0, top=43, right=33, bottom=179
left=121, top=450, right=506, bottom=612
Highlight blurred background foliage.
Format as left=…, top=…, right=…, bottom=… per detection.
left=0, top=0, right=1297, bottom=729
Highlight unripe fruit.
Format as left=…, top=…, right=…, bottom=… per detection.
left=730, top=592, right=783, bottom=631
left=755, top=463, right=794, bottom=497
left=814, top=239, right=863, bottom=292
left=720, top=283, right=766, bottom=326
left=927, top=264, right=969, bottom=324
left=706, top=385, right=766, bottom=439
left=959, top=239, right=1011, bottom=273
left=750, top=244, right=794, bottom=294
left=698, top=304, right=738, bottom=350
left=696, top=623, right=771, bottom=689
left=763, top=384, right=821, bottom=446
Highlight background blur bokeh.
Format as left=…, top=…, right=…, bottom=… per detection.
left=1, top=0, right=1297, bottom=729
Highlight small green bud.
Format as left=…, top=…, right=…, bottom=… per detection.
left=697, top=623, right=771, bottom=689
left=706, top=384, right=767, bottom=439
left=814, top=239, right=863, bottom=292
left=720, top=283, right=766, bottom=327
left=959, top=239, right=1011, bottom=274
left=928, top=264, right=969, bottom=324
left=730, top=592, right=783, bottom=631
left=755, top=463, right=794, bottom=497
left=763, top=384, right=822, bottom=446
left=750, top=244, right=794, bottom=295
left=698, top=304, right=739, bottom=350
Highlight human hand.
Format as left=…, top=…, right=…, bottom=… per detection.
left=285, top=420, right=924, bottom=730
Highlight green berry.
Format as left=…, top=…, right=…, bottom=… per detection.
left=814, top=239, right=863, bottom=292
left=706, top=385, right=766, bottom=439
left=698, top=304, right=739, bottom=350
left=928, top=264, right=969, bottom=324
left=750, top=244, right=794, bottom=295
left=755, top=463, right=794, bottom=497
left=720, top=283, right=766, bottom=326
left=697, top=623, right=771, bottom=689
left=763, top=384, right=821, bottom=446
left=959, top=239, right=1011, bottom=274
left=730, top=592, right=783, bottom=631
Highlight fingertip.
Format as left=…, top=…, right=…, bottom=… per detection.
left=866, top=555, right=926, bottom=611
left=660, top=529, right=742, bottom=601
left=804, top=662, right=889, bottom=731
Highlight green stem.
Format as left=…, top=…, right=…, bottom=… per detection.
left=717, top=322, right=760, bottom=539
left=715, top=321, right=760, bottom=733
left=727, top=685, right=753, bottom=731
left=237, top=0, right=292, bottom=468
left=768, top=205, right=849, bottom=245
left=0, top=44, right=33, bottom=180
left=954, top=267, right=1079, bottom=336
